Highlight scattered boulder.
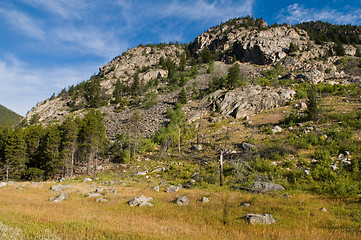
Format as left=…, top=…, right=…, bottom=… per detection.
left=107, top=189, right=118, bottom=194
left=50, top=184, right=72, bottom=192
left=249, top=181, right=285, bottom=193
left=135, top=171, right=147, bottom=176
left=153, top=185, right=160, bottom=192
left=151, top=167, right=165, bottom=173
left=0, top=182, right=7, bottom=188
left=200, top=197, right=209, bottom=203
left=83, top=178, right=93, bottom=183
left=139, top=202, right=154, bottom=207
left=243, top=214, right=276, bottom=224
left=49, top=192, right=68, bottom=202
left=272, top=126, right=283, bottom=134
left=95, top=197, right=108, bottom=202
left=190, top=145, right=203, bottom=151
left=319, top=208, right=327, bottom=212
left=167, top=184, right=182, bottom=193
left=240, top=142, right=256, bottom=151
left=87, top=193, right=103, bottom=198
left=175, top=195, right=190, bottom=205
left=95, top=187, right=104, bottom=193
left=128, top=195, right=154, bottom=207
left=240, top=202, right=251, bottom=207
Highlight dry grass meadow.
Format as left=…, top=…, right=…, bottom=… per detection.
left=0, top=180, right=360, bottom=239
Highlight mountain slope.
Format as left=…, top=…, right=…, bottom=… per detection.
left=0, top=104, right=22, bottom=128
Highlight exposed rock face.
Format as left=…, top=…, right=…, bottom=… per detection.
left=243, top=214, right=276, bottom=224
left=210, top=86, right=295, bottom=119
left=192, top=19, right=310, bottom=65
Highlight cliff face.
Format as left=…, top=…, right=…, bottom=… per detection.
left=24, top=18, right=361, bottom=140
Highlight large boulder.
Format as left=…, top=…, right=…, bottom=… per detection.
left=243, top=214, right=276, bottom=224
left=249, top=181, right=285, bottom=193
left=128, top=195, right=154, bottom=207
left=50, top=184, right=72, bottom=192
left=175, top=195, right=190, bottom=205
left=49, top=192, right=69, bottom=202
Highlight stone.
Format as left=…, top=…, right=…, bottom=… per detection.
left=95, top=197, right=108, bottom=202
left=167, top=185, right=180, bottom=193
left=138, top=195, right=153, bottom=202
left=272, top=126, right=282, bottom=134
left=49, top=192, right=68, bottom=202
left=87, top=193, right=103, bottom=198
left=128, top=197, right=142, bottom=207
left=0, top=182, right=7, bottom=188
left=153, top=185, right=160, bottom=192
left=249, top=181, right=285, bottom=193
left=190, top=145, right=203, bottom=151
left=95, top=187, right=104, bottom=193
left=128, top=195, right=154, bottom=207
left=107, top=189, right=118, bottom=194
left=200, top=197, right=209, bottom=203
left=319, top=208, right=327, bottom=212
left=175, top=195, right=190, bottom=205
left=151, top=167, right=165, bottom=173
left=139, top=202, right=154, bottom=207
left=240, top=142, right=256, bottom=151
left=240, top=202, right=251, bottom=207
left=243, top=214, right=276, bottom=224
left=50, top=184, right=72, bottom=192
left=83, top=178, right=93, bottom=183
left=135, top=171, right=147, bottom=176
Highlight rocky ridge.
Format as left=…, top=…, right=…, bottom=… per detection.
left=24, top=18, right=361, bottom=140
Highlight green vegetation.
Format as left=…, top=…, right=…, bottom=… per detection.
left=0, top=105, right=22, bottom=128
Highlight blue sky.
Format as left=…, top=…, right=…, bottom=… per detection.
left=0, top=0, right=360, bottom=116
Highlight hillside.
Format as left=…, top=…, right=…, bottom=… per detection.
left=0, top=104, right=22, bottom=128
left=0, top=16, right=361, bottom=238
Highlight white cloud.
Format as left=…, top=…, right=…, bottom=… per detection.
left=277, top=3, right=361, bottom=25
left=0, top=56, right=98, bottom=115
left=0, top=7, right=45, bottom=39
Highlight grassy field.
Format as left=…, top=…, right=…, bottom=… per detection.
left=0, top=180, right=360, bottom=239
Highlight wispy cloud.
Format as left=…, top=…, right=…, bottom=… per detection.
left=277, top=3, right=361, bottom=25
left=0, top=7, right=45, bottom=39
left=0, top=56, right=98, bottom=115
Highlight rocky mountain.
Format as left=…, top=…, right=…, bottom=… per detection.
left=23, top=17, right=361, bottom=140
left=0, top=104, right=22, bottom=128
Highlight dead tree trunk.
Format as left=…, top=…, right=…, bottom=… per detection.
left=220, top=150, right=224, bottom=186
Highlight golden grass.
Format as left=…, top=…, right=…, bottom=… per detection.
left=0, top=182, right=360, bottom=239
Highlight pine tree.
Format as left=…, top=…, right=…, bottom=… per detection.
left=59, top=117, right=78, bottom=177
left=38, top=125, right=62, bottom=179
left=226, top=63, right=241, bottom=89
left=178, top=88, right=187, bottom=104
left=85, top=78, right=102, bottom=108
left=306, top=85, right=319, bottom=120
left=2, top=128, right=27, bottom=181
left=179, top=53, right=186, bottom=71
left=113, top=79, right=123, bottom=104
left=79, top=110, right=107, bottom=175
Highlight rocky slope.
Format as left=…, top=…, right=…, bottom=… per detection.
left=24, top=17, right=361, bottom=140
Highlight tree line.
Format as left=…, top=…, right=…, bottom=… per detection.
left=0, top=110, right=106, bottom=181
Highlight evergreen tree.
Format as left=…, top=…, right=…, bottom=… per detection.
left=85, top=77, right=102, bottom=108
left=59, top=117, right=79, bottom=177
left=24, top=125, right=45, bottom=170
left=38, top=125, right=62, bottom=179
left=78, top=110, right=107, bottom=175
left=131, top=73, right=140, bottom=95
left=306, top=85, right=319, bottom=121
left=226, top=63, right=241, bottom=89
left=200, top=48, right=213, bottom=63
left=179, top=53, right=186, bottom=71
left=113, top=79, right=123, bottom=104
left=2, top=128, right=27, bottom=181
left=178, top=88, right=187, bottom=104
left=334, top=42, right=345, bottom=56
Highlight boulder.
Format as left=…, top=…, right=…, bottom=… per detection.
left=0, top=182, right=7, bottom=188
left=128, top=195, right=154, bottom=207
left=153, top=185, right=160, bottom=192
left=95, top=187, right=104, bottom=193
left=95, top=197, right=108, bottom=202
left=243, top=214, right=276, bottom=224
left=83, top=178, right=93, bottom=183
left=49, top=192, right=68, bottom=202
left=87, top=193, right=103, bottom=198
left=240, top=202, right=251, bottom=207
left=200, top=197, right=209, bottom=203
left=50, top=184, right=72, bottom=192
left=175, top=195, right=190, bottom=205
left=249, top=181, right=285, bottom=193
left=167, top=185, right=181, bottom=193
left=272, top=126, right=282, bottom=134
left=107, top=188, right=118, bottom=194
left=190, top=145, right=203, bottom=151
